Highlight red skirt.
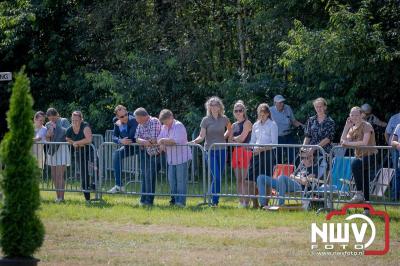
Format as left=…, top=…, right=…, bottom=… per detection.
left=231, top=147, right=252, bottom=169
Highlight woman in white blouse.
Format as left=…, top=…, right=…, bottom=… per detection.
left=247, top=103, right=278, bottom=186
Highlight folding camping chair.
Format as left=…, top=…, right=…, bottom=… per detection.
left=370, top=168, right=395, bottom=199
left=273, top=164, right=295, bottom=178
left=316, top=156, right=355, bottom=209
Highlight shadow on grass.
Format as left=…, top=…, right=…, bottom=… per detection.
left=40, top=195, right=263, bottom=213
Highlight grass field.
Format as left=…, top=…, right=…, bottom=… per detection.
left=31, top=191, right=400, bottom=266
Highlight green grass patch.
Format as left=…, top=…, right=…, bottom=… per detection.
left=15, top=192, right=400, bottom=265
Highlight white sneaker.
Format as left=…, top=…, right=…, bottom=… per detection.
left=55, top=198, right=65, bottom=203
left=107, top=185, right=125, bottom=194
left=238, top=202, right=249, bottom=209
left=349, top=192, right=365, bottom=204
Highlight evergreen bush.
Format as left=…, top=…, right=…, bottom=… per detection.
left=0, top=69, right=44, bottom=258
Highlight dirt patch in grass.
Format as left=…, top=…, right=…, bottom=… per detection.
left=37, top=219, right=399, bottom=266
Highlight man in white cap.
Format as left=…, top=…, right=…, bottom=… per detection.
left=270, top=95, right=304, bottom=163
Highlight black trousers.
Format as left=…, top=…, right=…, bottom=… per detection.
left=248, top=150, right=276, bottom=182
left=351, top=155, right=375, bottom=201
left=74, top=146, right=93, bottom=200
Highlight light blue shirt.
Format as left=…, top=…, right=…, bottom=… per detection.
left=270, top=104, right=295, bottom=136
left=118, top=124, right=128, bottom=134
left=386, top=113, right=400, bottom=142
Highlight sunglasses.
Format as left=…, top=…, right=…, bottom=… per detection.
left=234, top=109, right=244, bottom=113
left=118, top=114, right=128, bottom=119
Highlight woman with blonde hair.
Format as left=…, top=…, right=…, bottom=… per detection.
left=341, top=106, right=377, bottom=213
left=229, top=100, right=254, bottom=208
left=192, top=96, right=232, bottom=206
left=66, top=111, right=93, bottom=201
left=303, top=97, right=335, bottom=154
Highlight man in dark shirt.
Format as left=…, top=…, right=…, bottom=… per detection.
left=108, top=105, right=138, bottom=193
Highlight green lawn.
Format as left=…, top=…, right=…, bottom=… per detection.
left=33, top=191, right=400, bottom=265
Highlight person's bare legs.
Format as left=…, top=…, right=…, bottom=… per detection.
left=52, top=165, right=65, bottom=200
left=235, top=168, right=249, bottom=206
left=239, top=168, right=258, bottom=207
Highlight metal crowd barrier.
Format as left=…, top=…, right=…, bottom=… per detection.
left=97, top=142, right=207, bottom=203
left=8, top=139, right=395, bottom=209
left=105, top=130, right=114, bottom=142
left=207, top=143, right=329, bottom=209
left=92, top=134, right=104, bottom=150
left=32, top=142, right=99, bottom=200
left=328, top=146, right=400, bottom=207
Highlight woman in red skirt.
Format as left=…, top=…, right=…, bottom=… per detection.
left=229, top=101, right=255, bottom=208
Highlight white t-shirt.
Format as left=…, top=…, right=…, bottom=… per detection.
left=249, top=119, right=278, bottom=146
left=34, top=126, right=47, bottom=142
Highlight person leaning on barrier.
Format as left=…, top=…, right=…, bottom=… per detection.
left=157, top=109, right=192, bottom=207
left=191, top=96, right=232, bottom=207
left=341, top=106, right=377, bottom=214
left=247, top=103, right=278, bottom=204
left=66, top=111, right=94, bottom=202
left=228, top=100, right=255, bottom=208
left=257, top=148, right=326, bottom=209
left=33, top=111, right=47, bottom=169
left=270, top=95, right=304, bottom=163
left=45, top=108, right=71, bottom=203
left=303, top=97, right=335, bottom=155
left=135, top=107, right=162, bottom=206
left=390, top=123, right=400, bottom=200
left=108, top=105, right=138, bottom=194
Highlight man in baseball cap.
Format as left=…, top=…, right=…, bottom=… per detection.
left=270, top=95, right=304, bottom=163
left=273, top=95, right=286, bottom=103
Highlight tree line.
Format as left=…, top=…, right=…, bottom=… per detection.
left=1, top=0, right=399, bottom=140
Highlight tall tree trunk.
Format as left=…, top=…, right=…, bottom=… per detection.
left=237, top=0, right=246, bottom=83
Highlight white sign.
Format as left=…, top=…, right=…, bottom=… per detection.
left=311, top=214, right=376, bottom=249
left=0, top=72, right=12, bottom=81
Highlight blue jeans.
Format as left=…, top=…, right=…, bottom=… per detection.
left=139, top=150, right=163, bottom=205
left=390, top=150, right=400, bottom=200
left=113, top=145, right=137, bottom=187
left=209, top=149, right=226, bottom=205
left=257, top=175, right=301, bottom=206
left=168, top=161, right=189, bottom=206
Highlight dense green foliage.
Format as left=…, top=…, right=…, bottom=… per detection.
left=0, top=69, right=44, bottom=257
left=0, top=0, right=399, bottom=139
